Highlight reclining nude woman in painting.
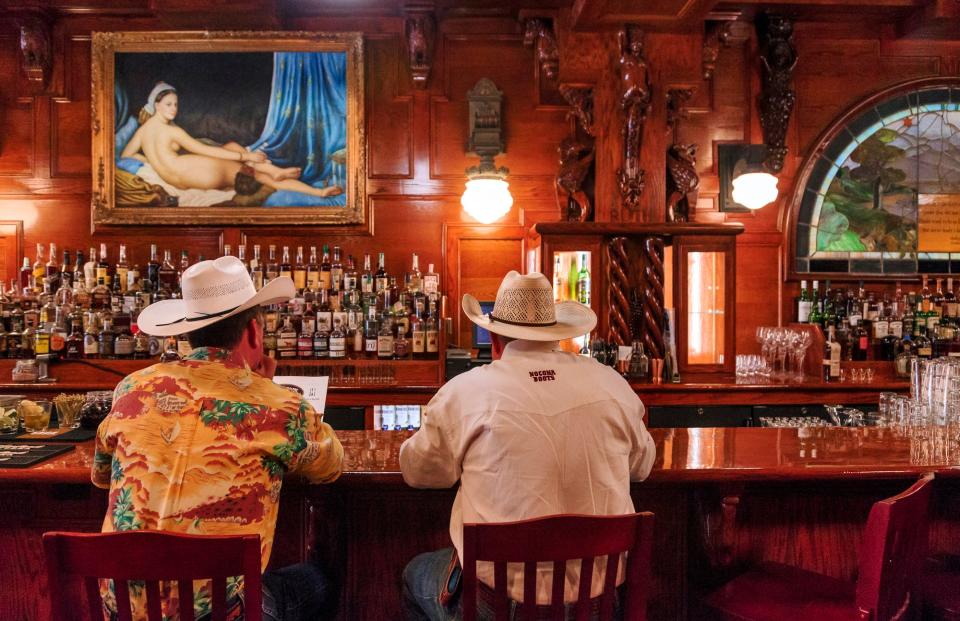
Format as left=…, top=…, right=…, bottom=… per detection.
left=121, top=82, right=343, bottom=200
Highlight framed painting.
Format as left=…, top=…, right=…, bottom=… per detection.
left=91, top=31, right=366, bottom=229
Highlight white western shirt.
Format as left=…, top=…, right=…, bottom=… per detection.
left=400, top=339, right=656, bottom=604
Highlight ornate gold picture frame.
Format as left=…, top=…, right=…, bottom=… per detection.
left=91, top=31, right=366, bottom=229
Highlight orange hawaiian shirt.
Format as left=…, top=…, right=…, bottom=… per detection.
left=92, top=346, right=343, bottom=621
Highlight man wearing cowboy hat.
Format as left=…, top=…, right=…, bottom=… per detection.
left=399, top=271, right=656, bottom=620
left=91, top=256, right=343, bottom=621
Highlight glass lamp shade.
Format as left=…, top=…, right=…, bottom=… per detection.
left=731, top=171, right=779, bottom=211
left=461, top=177, right=514, bottom=224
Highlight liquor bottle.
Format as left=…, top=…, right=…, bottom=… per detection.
left=159, top=250, right=177, bottom=294
left=364, top=307, right=379, bottom=357
left=113, top=244, right=128, bottom=294
left=312, top=319, right=329, bottom=359
left=113, top=316, right=135, bottom=359
left=133, top=326, right=150, bottom=360
left=567, top=255, right=578, bottom=301
left=45, top=243, right=61, bottom=292
left=797, top=280, right=812, bottom=322
left=32, top=243, right=46, bottom=293
left=178, top=250, right=190, bottom=285
left=317, top=289, right=333, bottom=333
left=331, top=246, right=344, bottom=292
left=411, top=312, right=426, bottom=358
left=297, top=317, right=314, bottom=359
left=822, top=325, right=840, bottom=382
left=375, top=252, right=389, bottom=293
left=266, top=245, right=279, bottom=281
left=361, top=253, right=374, bottom=294
left=329, top=318, right=346, bottom=359
left=262, top=322, right=277, bottom=359
left=18, top=257, right=31, bottom=294
left=344, top=255, right=358, bottom=292
left=307, top=246, right=320, bottom=291
left=293, top=246, right=307, bottom=292
left=553, top=255, right=564, bottom=302
left=934, top=278, right=945, bottom=317
left=237, top=244, right=248, bottom=272
left=98, top=318, right=115, bottom=359
left=250, top=245, right=264, bottom=290
left=808, top=281, right=823, bottom=326
left=393, top=324, right=409, bottom=359
left=277, top=315, right=297, bottom=360
left=96, top=243, right=110, bottom=286
left=320, top=245, right=332, bottom=291
left=377, top=312, right=395, bottom=359
left=146, top=244, right=161, bottom=291
left=279, top=246, right=292, bottom=280
left=425, top=300, right=440, bottom=356
left=945, top=277, right=958, bottom=319
left=60, top=249, right=74, bottom=291
left=91, top=276, right=111, bottom=310
left=921, top=275, right=933, bottom=315
left=851, top=313, right=869, bottom=361
left=160, top=336, right=181, bottom=362
left=65, top=315, right=83, bottom=359
left=914, top=317, right=933, bottom=359
left=423, top=263, right=440, bottom=301
left=223, top=244, right=232, bottom=258
left=405, top=253, right=422, bottom=294
left=576, top=253, right=591, bottom=306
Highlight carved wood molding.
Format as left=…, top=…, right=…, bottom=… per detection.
left=616, top=25, right=651, bottom=213
left=607, top=237, right=632, bottom=346
left=640, top=235, right=665, bottom=358
left=666, top=88, right=698, bottom=223
left=404, top=7, right=436, bottom=90
left=757, top=14, right=797, bottom=173
left=702, top=18, right=750, bottom=81
left=17, top=12, right=52, bottom=87
left=559, top=84, right=594, bottom=137
left=522, top=17, right=559, bottom=82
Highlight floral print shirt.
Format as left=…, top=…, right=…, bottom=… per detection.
left=92, top=346, right=343, bottom=621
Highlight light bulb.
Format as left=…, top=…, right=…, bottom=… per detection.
left=731, top=172, right=778, bottom=210
left=461, top=178, right=514, bottom=224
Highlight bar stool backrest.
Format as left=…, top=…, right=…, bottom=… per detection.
left=855, top=472, right=935, bottom=620
left=42, top=530, right=262, bottom=621
left=461, top=512, right=654, bottom=621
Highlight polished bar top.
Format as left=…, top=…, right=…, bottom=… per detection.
left=5, top=427, right=956, bottom=486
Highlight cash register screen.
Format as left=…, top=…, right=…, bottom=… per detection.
left=471, top=301, right=496, bottom=349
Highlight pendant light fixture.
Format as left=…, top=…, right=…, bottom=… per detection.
left=461, top=78, right=513, bottom=224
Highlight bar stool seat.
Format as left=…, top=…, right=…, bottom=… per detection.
left=920, top=554, right=960, bottom=620
left=703, top=561, right=858, bottom=621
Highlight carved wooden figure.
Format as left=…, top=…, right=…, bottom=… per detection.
left=405, top=12, right=435, bottom=89
left=522, top=18, right=560, bottom=81
left=557, top=137, right=595, bottom=222
left=757, top=14, right=797, bottom=173
left=666, top=144, right=698, bottom=223
left=559, top=85, right=595, bottom=137
left=18, top=16, right=52, bottom=86
left=616, top=26, right=651, bottom=212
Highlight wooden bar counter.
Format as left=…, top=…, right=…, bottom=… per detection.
left=2, top=426, right=957, bottom=621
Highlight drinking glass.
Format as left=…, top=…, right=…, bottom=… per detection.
left=18, top=399, right=52, bottom=433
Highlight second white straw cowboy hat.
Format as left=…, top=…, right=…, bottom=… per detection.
left=137, top=256, right=295, bottom=337
left=462, top=270, right=597, bottom=342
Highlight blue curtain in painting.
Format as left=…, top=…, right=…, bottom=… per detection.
left=248, top=51, right=347, bottom=207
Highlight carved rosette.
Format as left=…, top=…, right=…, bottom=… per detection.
left=607, top=237, right=632, bottom=347
left=404, top=11, right=435, bottom=89
left=522, top=18, right=560, bottom=81
left=757, top=14, right=797, bottom=173
left=640, top=236, right=666, bottom=358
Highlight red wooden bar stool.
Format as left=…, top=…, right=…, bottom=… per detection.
left=702, top=472, right=934, bottom=621
left=43, top=531, right=262, bottom=621
left=460, top=512, right=654, bottom=621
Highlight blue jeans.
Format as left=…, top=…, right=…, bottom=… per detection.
left=261, top=561, right=335, bottom=621
left=401, top=548, right=623, bottom=621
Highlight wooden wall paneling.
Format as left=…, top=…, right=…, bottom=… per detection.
left=0, top=220, right=24, bottom=284
left=50, top=34, right=91, bottom=179
left=735, top=234, right=781, bottom=355
left=444, top=224, right=525, bottom=351
left=0, top=34, right=36, bottom=180
left=367, top=33, right=415, bottom=179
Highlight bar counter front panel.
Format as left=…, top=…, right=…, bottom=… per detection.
left=2, top=427, right=957, bottom=621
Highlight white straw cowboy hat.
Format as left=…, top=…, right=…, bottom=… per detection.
left=137, top=256, right=295, bottom=337
left=462, top=271, right=596, bottom=341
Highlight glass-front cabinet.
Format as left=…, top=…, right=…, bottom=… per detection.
left=527, top=222, right=743, bottom=376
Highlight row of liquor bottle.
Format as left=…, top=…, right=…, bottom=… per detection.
left=0, top=296, right=442, bottom=362
left=798, top=277, right=960, bottom=361
left=552, top=253, right=591, bottom=305
left=18, top=242, right=441, bottom=302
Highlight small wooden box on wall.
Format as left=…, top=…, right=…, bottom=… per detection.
left=526, top=222, right=744, bottom=375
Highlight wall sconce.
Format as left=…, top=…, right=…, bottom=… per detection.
left=718, top=143, right=778, bottom=212
left=461, top=78, right=513, bottom=224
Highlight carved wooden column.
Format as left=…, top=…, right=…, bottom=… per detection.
left=757, top=14, right=797, bottom=173
left=404, top=5, right=435, bottom=89
left=616, top=25, right=651, bottom=213
left=640, top=236, right=666, bottom=358
left=607, top=237, right=632, bottom=346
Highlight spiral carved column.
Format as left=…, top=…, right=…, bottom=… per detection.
left=607, top=237, right=632, bottom=347
left=641, top=236, right=666, bottom=358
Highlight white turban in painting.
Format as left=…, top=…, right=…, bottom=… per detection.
left=143, top=82, right=176, bottom=116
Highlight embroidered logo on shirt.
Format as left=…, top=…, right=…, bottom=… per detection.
left=156, top=394, right=188, bottom=414
left=529, top=370, right=556, bottom=382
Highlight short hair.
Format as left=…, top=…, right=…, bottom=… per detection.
left=187, top=307, right=262, bottom=349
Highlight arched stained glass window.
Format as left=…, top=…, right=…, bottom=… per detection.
left=792, top=79, right=960, bottom=276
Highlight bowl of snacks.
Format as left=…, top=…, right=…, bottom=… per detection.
left=17, top=399, right=52, bottom=433
left=0, top=395, right=21, bottom=434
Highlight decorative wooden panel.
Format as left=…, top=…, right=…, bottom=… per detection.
left=367, top=34, right=415, bottom=179
left=0, top=220, right=24, bottom=284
